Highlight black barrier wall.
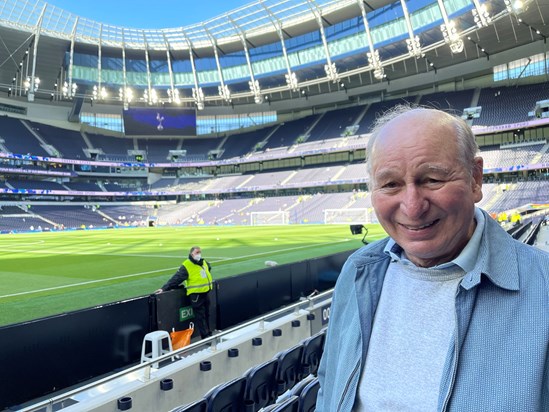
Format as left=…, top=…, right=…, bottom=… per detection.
left=0, top=248, right=356, bottom=409
left=0, top=297, right=152, bottom=409
left=215, top=249, right=354, bottom=329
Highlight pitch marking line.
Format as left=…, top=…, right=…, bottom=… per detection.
left=0, top=239, right=351, bottom=299
left=0, top=267, right=178, bottom=299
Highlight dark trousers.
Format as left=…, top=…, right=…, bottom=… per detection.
left=189, top=291, right=211, bottom=339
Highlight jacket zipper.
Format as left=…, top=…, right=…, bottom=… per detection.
left=441, top=291, right=461, bottom=412
left=337, top=360, right=361, bottom=411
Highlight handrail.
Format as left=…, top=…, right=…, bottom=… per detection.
left=17, top=289, right=333, bottom=412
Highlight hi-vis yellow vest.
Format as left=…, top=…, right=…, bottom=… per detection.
left=182, top=259, right=213, bottom=295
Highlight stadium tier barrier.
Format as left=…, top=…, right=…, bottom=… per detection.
left=0, top=249, right=353, bottom=410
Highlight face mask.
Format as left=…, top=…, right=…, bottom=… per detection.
left=193, top=253, right=202, bottom=260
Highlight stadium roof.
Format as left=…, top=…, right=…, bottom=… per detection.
left=0, top=0, right=547, bottom=108
left=0, top=0, right=396, bottom=49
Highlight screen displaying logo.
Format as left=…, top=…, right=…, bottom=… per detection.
left=123, top=107, right=197, bottom=136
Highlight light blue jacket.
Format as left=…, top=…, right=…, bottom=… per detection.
left=317, top=211, right=549, bottom=411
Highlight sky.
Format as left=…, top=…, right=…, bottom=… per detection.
left=45, top=0, right=256, bottom=29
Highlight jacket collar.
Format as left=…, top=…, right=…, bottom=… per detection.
left=356, top=209, right=520, bottom=292
left=461, top=209, right=520, bottom=291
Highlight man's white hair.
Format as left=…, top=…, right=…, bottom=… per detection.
left=365, top=104, right=480, bottom=186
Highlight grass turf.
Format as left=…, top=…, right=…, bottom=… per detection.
left=0, top=223, right=386, bottom=327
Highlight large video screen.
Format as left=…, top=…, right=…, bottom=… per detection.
left=123, top=107, right=197, bottom=136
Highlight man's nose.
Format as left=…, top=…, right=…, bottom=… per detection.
left=400, top=185, right=429, bottom=218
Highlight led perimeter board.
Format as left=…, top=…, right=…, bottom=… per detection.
left=123, top=107, right=197, bottom=136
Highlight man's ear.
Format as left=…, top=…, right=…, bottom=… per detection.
left=472, top=156, right=484, bottom=203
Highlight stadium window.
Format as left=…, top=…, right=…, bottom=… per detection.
left=497, top=54, right=549, bottom=82
left=493, top=63, right=508, bottom=82
left=80, top=112, right=124, bottom=133
left=196, top=111, right=277, bottom=135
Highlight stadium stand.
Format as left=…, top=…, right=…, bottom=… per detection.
left=418, top=89, right=475, bottom=114
left=7, top=179, right=66, bottom=190
left=137, top=138, right=180, bottom=162
left=220, top=128, right=276, bottom=159
left=306, top=106, right=363, bottom=142
left=86, top=132, right=134, bottom=156
left=488, top=181, right=549, bottom=212
left=150, top=178, right=178, bottom=189
left=473, top=83, right=549, bottom=126
left=30, top=205, right=114, bottom=228
left=64, top=181, right=103, bottom=191
left=28, top=122, right=89, bottom=158
left=356, top=97, right=418, bottom=133
left=480, top=144, right=545, bottom=169
left=0, top=117, right=50, bottom=156
left=180, top=137, right=220, bottom=160
left=262, top=117, right=320, bottom=150
left=0, top=216, right=47, bottom=232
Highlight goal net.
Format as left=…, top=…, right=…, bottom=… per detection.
left=250, top=211, right=290, bottom=226
left=324, top=208, right=369, bottom=224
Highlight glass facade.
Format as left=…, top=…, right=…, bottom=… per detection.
left=69, top=0, right=472, bottom=90
left=493, top=53, right=549, bottom=81
left=81, top=111, right=277, bottom=135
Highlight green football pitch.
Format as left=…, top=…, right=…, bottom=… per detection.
left=0, top=224, right=386, bottom=327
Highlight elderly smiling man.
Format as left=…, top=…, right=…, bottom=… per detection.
left=316, top=106, right=549, bottom=411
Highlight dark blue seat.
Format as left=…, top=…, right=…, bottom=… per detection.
left=262, top=395, right=299, bottom=412
left=275, top=344, right=304, bottom=395
left=244, top=358, right=278, bottom=411
left=289, top=375, right=315, bottom=397
left=206, top=376, right=246, bottom=412
left=298, top=378, right=320, bottom=412
left=172, top=398, right=207, bottom=412
left=300, top=332, right=325, bottom=376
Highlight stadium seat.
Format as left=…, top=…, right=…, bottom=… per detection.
left=172, top=398, right=207, bottom=412
left=262, top=396, right=300, bottom=412
left=298, top=378, right=320, bottom=412
left=243, top=358, right=278, bottom=411
left=289, top=375, right=315, bottom=397
left=205, top=376, right=246, bottom=412
left=275, top=344, right=304, bottom=395
left=300, top=332, right=325, bottom=376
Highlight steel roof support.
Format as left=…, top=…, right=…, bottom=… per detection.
left=202, top=24, right=230, bottom=102
left=401, top=0, right=424, bottom=59
left=162, top=33, right=177, bottom=103
left=260, top=0, right=298, bottom=92
left=230, top=17, right=262, bottom=104
left=121, top=28, right=130, bottom=105
left=306, top=0, right=339, bottom=83
left=437, top=0, right=464, bottom=53
left=28, top=3, right=46, bottom=101
left=356, top=0, right=385, bottom=80
left=182, top=29, right=204, bottom=110
left=472, top=0, right=492, bottom=28
left=143, top=31, right=154, bottom=104
left=98, top=24, right=103, bottom=92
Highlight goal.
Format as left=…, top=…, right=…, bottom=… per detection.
left=250, top=211, right=290, bottom=226
left=324, top=208, right=369, bottom=224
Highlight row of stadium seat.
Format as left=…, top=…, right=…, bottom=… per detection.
left=172, top=330, right=325, bottom=412
left=2, top=84, right=544, bottom=162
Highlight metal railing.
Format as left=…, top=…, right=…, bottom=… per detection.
left=17, top=289, right=333, bottom=412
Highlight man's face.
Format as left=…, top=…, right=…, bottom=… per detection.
left=192, top=249, right=202, bottom=258
left=370, top=111, right=483, bottom=268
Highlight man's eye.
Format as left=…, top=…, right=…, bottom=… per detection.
left=381, top=182, right=397, bottom=189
